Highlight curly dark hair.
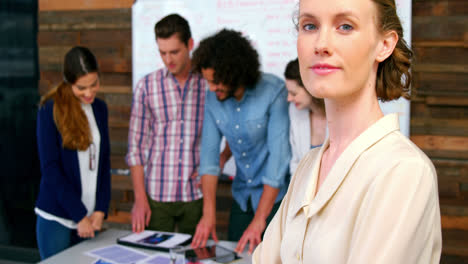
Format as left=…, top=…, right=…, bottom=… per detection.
left=192, top=29, right=260, bottom=90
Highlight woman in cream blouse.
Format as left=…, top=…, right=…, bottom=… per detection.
left=253, top=0, right=442, bottom=263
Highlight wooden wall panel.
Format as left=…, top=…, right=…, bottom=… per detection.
left=413, top=16, right=468, bottom=42
left=413, top=72, right=468, bottom=97
left=413, top=47, right=467, bottom=65
left=111, top=155, right=128, bottom=169
left=412, top=102, right=468, bottom=120
left=39, top=0, right=134, bottom=11
left=80, top=30, right=132, bottom=46
left=413, top=0, right=468, bottom=17
left=39, top=9, right=131, bottom=31
left=411, top=135, right=468, bottom=152
left=100, top=72, right=132, bottom=86
left=442, top=229, right=468, bottom=256
left=411, top=118, right=468, bottom=137
left=412, top=0, right=468, bottom=260
left=37, top=31, right=80, bottom=45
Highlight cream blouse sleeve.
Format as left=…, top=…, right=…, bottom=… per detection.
left=252, top=157, right=302, bottom=264
left=252, top=203, right=284, bottom=264
left=346, top=157, right=442, bottom=264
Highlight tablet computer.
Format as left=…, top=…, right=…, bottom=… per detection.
left=184, top=244, right=241, bottom=263
left=116, top=230, right=192, bottom=252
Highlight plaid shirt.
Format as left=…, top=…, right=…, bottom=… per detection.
left=126, top=68, right=207, bottom=202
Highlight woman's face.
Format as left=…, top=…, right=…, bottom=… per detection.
left=286, top=79, right=314, bottom=110
left=71, top=72, right=100, bottom=104
left=297, top=0, right=383, bottom=101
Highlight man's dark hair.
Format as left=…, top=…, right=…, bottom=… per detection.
left=192, top=29, right=260, bottom=90
left=154, top=14, right=191, bottom=45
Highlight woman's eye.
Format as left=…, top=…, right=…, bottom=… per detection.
left=303, top=23, right=317, bottom=31
left=304, top=24, right=317, bottom=31
left=339, top=24, right=353, bottom=31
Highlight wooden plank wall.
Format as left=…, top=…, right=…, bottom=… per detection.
left=38, top=0, right=468, bottom=256
left=411, top=0, right=468, bottom=263
left=39, top=0, right=134, bottom=11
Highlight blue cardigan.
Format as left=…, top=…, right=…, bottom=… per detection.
left=35, top=98, right=111, bottom=223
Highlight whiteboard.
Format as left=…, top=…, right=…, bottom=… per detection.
left=132, top=0, right=412, bottom=136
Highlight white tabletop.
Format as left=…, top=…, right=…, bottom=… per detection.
left=38, top=229, right=252, bottom=264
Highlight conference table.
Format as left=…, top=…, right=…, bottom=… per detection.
left=38, top=229, right=252, bottom=264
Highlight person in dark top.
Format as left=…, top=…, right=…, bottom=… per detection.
left=35, top=46, right=111, bottom=259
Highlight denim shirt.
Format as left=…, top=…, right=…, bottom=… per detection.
left=199, top=73, right=291, bottom=212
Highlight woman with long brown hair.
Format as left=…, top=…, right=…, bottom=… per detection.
left=35, top=46, right=110, bottom=259
left=253, top=0, right=441, bottom=262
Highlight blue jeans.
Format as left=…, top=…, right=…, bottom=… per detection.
left=36, top=214, right=83, bottom=260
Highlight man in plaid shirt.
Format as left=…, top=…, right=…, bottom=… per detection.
left=126, top=14, right=207, bottom=235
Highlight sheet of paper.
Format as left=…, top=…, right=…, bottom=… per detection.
left=156, top=234, right=190, bottom=248
left=140, top=254, right=171, bottom=264
left=87, top=245, right=149, bottom=264
left=93, top=259, right=114, bottom=264
left=120, top=231, right=154, bottom=241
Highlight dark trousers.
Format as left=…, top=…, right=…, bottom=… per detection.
left=147, top=197, right=203, bottom=235
left=227, top=198, right=281, bottom=242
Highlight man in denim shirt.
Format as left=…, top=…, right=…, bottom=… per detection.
left=190, top=29, right=291, bottom=254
